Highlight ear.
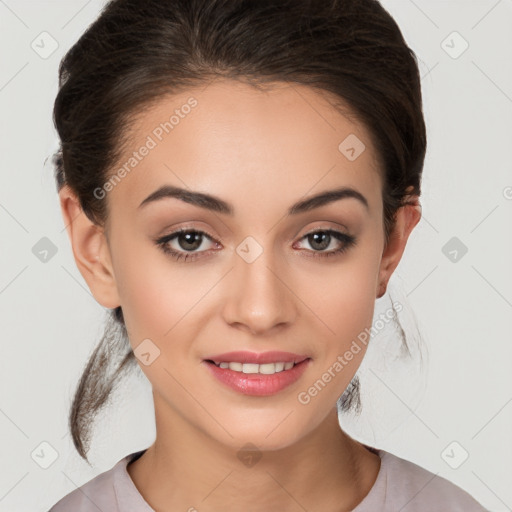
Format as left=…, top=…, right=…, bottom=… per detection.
left=377, top=189, right=422, bottom=298
left=59, top=185, right=121, bottom=309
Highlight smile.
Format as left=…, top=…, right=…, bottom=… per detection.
left=203, top=357, right=311, bottom=396
left=208, top=361, right=297, bottom=374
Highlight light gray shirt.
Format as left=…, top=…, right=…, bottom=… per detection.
left=48, top=448, right=488, bottom=511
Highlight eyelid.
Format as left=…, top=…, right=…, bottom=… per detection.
left=154, top=226, right=219, bottom=249
left=155, top=224, right=356, bottom=263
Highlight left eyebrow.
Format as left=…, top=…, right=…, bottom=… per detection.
left=138, top=185, right=369, bottom=215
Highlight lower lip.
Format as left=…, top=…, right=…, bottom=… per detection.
left=203, top=359, right=311, bottom=396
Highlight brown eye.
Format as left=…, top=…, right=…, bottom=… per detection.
left=155, top=228, right=220, bottom=262
left=155, top=227, right=356, bottom=263
left=294, top=229, right=356, bottom=258
left=175, top=231, right=203, bottom=251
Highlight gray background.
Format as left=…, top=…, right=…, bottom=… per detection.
left=0, top=0, right=511, bottom=510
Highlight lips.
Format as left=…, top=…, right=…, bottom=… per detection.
left=203, top=357, right=311, bottom=396
left=204, top=350, right=309, bottom=365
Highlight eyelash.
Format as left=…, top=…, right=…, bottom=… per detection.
left=155, top=227, right=357, bottom=263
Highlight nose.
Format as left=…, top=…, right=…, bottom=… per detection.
left=221, top=243, right=297, bottom=336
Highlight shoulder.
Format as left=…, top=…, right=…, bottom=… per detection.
left=47, top=456, right=128, bottom=512
left=376, top=449, right=488, bottom=512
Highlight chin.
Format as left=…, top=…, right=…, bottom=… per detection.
left=203, top=411, right=314, bottom=454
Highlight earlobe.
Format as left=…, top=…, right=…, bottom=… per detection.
left=59, top=185, right=121, bottom=309
left=376, top=194, right=422, bottom=298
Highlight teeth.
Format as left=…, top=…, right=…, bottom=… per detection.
left=213, top=361, right=299, bottom=374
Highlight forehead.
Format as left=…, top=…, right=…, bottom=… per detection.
left=108, top=79, right=383, bottom=215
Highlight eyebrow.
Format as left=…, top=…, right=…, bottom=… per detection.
left=138, top=184, right=369, bottom=215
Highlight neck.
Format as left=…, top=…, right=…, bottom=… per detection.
left=127, top=395, right=380, bottom=512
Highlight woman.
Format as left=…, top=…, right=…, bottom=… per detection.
left=48, top=0, right=488, bottom=510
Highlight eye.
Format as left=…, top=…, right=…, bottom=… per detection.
left=155, top=228, right=220, bottom=262
left=155, top=227, right=357, bottom=263
left=293, top=229, right=357, bottom=258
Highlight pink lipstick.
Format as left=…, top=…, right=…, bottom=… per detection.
left=203, top=351, right=311, bottom=396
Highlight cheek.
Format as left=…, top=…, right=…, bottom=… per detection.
left=308, top=252, right=379, bottom=339
left=301, top=244, right=380, bottom=393
left=113, top=238, right=219, bottom=364
left=109, top=231, right=179, bottom=344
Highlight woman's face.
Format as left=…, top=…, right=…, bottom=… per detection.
left=69, top=79, right=414, bottom=451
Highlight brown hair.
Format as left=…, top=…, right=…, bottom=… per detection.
left=52, top=0, right=426, bottom=463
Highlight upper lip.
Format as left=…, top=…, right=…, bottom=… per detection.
left=205, top=351, right=310, bottom=365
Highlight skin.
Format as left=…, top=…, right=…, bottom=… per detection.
left=59, top=79, right=421, bottom=512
